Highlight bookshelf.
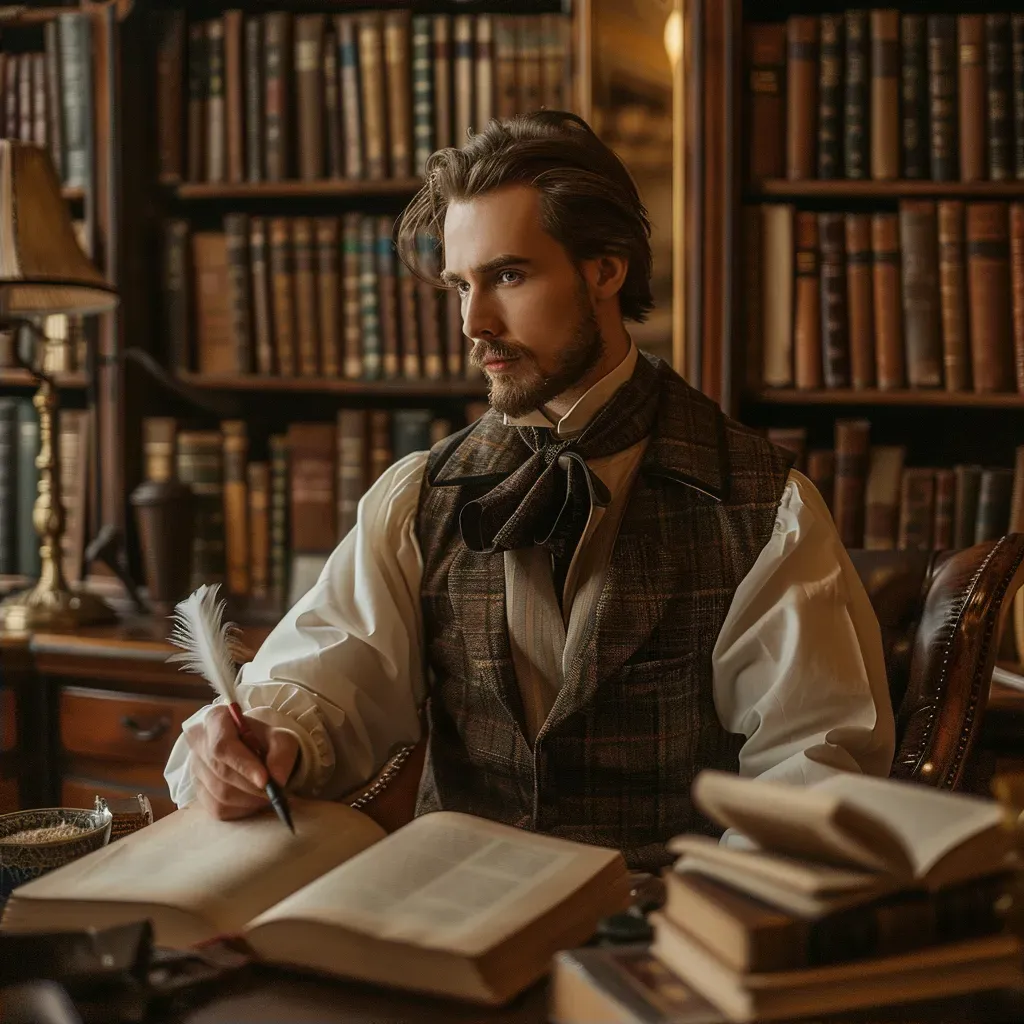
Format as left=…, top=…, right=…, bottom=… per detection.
left=173, top=178, right=424, bottom=200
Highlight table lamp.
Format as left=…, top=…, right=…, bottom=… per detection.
left=0, top=139, right=119, bottom=630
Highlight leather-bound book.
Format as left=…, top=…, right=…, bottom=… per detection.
left=762, top=204, right=794, bottom=388
left=901, top=15, right=928, bottom=179
left=341, top=213, right=362, bottom=378
left=975, top=468, right=1015, bottom=543
left=870, top=10, right=900, bottom=180
left=746, top=23, right=786, bottom=182
left=412, top=16, right=435, bottom=174
left=899, top=201, right=942, bottom=388
left=263, top=12, right=292, bottom=182
left=1011, top=203, right=1024, bottom=392
left=807, top=449, right=836, bottom=514
left=359, top=217, right=382, bottom=379
left=846, top=214, right=875, bottom=390
left=269, top=218, right=297, bottom=376
left=243, top=16, right=263, bottom=182
left=454, top=15, right=474, bottom=145
left=249, top=216, right=275, bottom=375
left=30, top=53, right=45, bottom=146
left=793, top=212, right=822, bottom=390
left=336, top=408, right=367, bottom=539
left=927, top=16, right=958, bottom=183
left=5, top=51, right=17, bottom=142
left=741, top=206, right=763, bottom=391
left=474, top=14, right=495, bottom=129
left=953, top=464, right=983, bottom=549
left=864, top=445, right=906, bottom=550
left=416, top=232, right=445, bottom=381
left=223, top=214, right=252, bottom=374
left=186, top=22, right=205, bottom=182
left=786, top=16, right=818, bottom=181
left=445, top=289, right=465, bottom=378
left=398, top=258, right=421, bottom=380
left=292, top=218, right=320, bottom=377
left=223, top=10, right=243, bottom=184
left=384, top=11, right=412, bottom=180
left=193, top=232, right=235, bottom=375
left=833, top=419, right=871, bottom=548
left=933, top=468, right=956, bottom=551
left=368, top=410, right=393, bottom=485
left=844, top=10, right=869, bottom=180
left=494, top=15, right=518, bottom=121
left=358, top=13, right=388, bottom=180
left=287, top=422, right=337, bottom=559
left=986, top=15, right=1012, bottom=182
left=177, top=430, right=226, bottom=590
left=295, top=14, right=325, bottom=182
left=958, top=15, right=987, bottom=182
left=152, top=10, right=183, bottom=183
left=898, top=469, right=936, bottom=552
left=43, top=25, right=62, bottom=179
left=376, top=216, right=400, bottom=380
left=323, top=23, right=341, bottom=179
left=336, top=15, right=364, bottom=179
left=247, top=461, right=270, bottom=602
left=517, top=16, right=542, bottom=118
left=938, top=201, right=970, bottom=393
left=162, top=220, right=191, bottom=373
left=819, top=213, right=850, bottom=389
left=766, top=428, right=807, bottom=474
left=315, top=218, right=340, bottom=378
left=268, top=434, right=289, bottom=610
left=541, top=13, right=569, bottom=110
left=872, top=214, right=905, bottom=391
left=967, top=203, right=1014, bottom=393
left=1014, top=16, right=1024, bottom=180
left=17, top=52, right=31, bottom=144
left=817, top=14, right=843, bottom=180
left=432, top=15, right=453, bottom=150
left=221, top=421, right=249, bottom=598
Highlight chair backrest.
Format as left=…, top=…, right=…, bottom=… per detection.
left=848, top=536, right=1024, bottom=791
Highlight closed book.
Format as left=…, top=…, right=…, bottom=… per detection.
left=392, top=410, right=433, bottom=461
left=315, top=218, right=341, bottom=378
left=384, top=11, right=412, bottom=180
left=975, top=468, right=1014, bottom=543
left=358, top=13, right=388, bottom=180
left=5, top=51, right=18, bottom=143
left=292, top=218, right=320, bottom=377
left=341, top=213, right=362, bottom=378
left=359, top=217, right=382, bottom=379
left=938, top=201, right=970, bottom=393
left=336, top=408, right=367, bottom=540
left=19, top=52, right=32, bottom=144
left=761, top=205, right=794, bottom=388
left=287, top=422, right=336, bottom=556
left=152, top=9, right=184, bottom=182
left=336, top=15, right=364, bottom=180
left=223, top=10, right=244, bottom=185
left=793, top=213, right=821, bottom=390
left=927, top=16, right=958, bottom=183
left=833, top=419, right=871, bottom=548
left=454, top=14, right=474, bottom=144
left=446, top=290, right=465, bottom=378
left=57, top=12, right=92, bottom=192
left=967, top=203, right=1015, bottom=393
left=243, top=16, right=263, bottom=182
left=323, top=23, right=341, bottom=179
left=376, top=216, right=400, bottom=379
left=816, top=15, right=843, bottom=180
left=177, top=430, right=225, bottom=589
left=516, top=15, right=542, bottom=122
left=162, top=220, right=191, bottom=373
left=416, top=232, right=445, bottom=381
left=185, top=22, right=205, bottom=182
left=221, top=421, right=249, bottom=598
left=223, top=214, right=252, bottom=375
left=785, top=16, right=818, bottom=181
left=900, top=15, right=928, bottom=179
left=954, top=465, right=984, bottom=549
left=411, top=16, right=434, bottom=176
left=263, top=12, right=292, bottom=182
left=474, top=14, right=495, bottom=131
left=193, top=232, right=235, bottom=376
left=807, top=449, right=835, bottom=514
left=958, top=15, right=987, bottom=183
left=898, top=468, right=936, bottom=552
left=43, top=24, right=63, bottom=181
left=933, top=468, right=956, bottom=551
left=397, top=257, right=421, bottom=379
left=247, top=461, right=270, bottom=602
left=294, top=14, right=325, bottom=182
left=870, top=10, right=900, bottom=181
left=844, top=10, right=870, bottom=180
left=432, top=15, right=453, bottom=151
left=899, top=201, right=943, bottom=388
left=0, top=400, right=17, bottom=575
left=819, top=213, right=850, bottom=389
left=872, top=213, right=905, bottom=390
left=541, top=14, right=568, bottom=111
left=368, top=409, right=393, bottom=485
left=986, top=15, right=1012, bottom=182
left=1011, top=204, right=1024, bottom=393
left=269, top=218, right=296, bottom=376
left=846, top=214, right=875, bottom=389
left=741, top=207, right=763, bottom=391
left=249, top=217, right=275, bottom=375
left=1014, top=16, right=1024, bottom=181
left=766, top=428, right=807, bottom=474
left=268, top=434, right=289, bottom=610
left=15, top=401, right=39, bottom=579
left=864, top=445, right=905, bottom=550
left=745, top=24, right=786, bottom=182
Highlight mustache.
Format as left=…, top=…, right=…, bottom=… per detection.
left=470, top=340, right=531, bottom=366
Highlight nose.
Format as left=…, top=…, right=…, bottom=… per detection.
left=461, top=287, right=504, bottom=342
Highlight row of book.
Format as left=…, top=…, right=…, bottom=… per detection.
left=167, top=214, right=479, bottom=382
left=148, top=405, right=484, bottom=610
left=749, top=201, right=1024, bottom=394
left=747, top=11, right=1024, bottom=183
left=0, top=12, right=93, bottom=190
left=768, top=422, right=1024, bottom=553
left=0, top=313, right=87, bottom=376
left=156, top=9, right=571, bottom=185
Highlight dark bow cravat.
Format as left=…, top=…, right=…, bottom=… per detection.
left=458, top=354, right=661, bottom=597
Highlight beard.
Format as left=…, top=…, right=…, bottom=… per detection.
left=470, top=298, right=606, bottom=419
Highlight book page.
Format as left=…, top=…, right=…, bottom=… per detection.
left=9, top=799, right=385, bottom=940
left=248, top=810, right=624, bottom=958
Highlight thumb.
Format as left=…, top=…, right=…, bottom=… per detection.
left=264, top=728, right=300, bottom=788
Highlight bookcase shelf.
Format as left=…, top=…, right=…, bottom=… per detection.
left=751, top=180, right=1024, bottom=200
left=0, top=6, right=78, bottom=27
left=0, top=369, right=87, bottom=389
left=174, top=179, right=424, bottom=200
left=178, top=371, right=488, bottom=399
left=751, top=389, right=1024, bottom=409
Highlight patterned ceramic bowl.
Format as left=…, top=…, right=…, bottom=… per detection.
left=0, top=806, right=112, bottom=910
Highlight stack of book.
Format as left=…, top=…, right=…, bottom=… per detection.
left=644, top=771, right=1022, bottom=1022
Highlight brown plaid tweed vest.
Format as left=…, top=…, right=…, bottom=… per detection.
left=414, top=354, right=794, bottom=871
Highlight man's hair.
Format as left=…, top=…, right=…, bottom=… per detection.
left=394, top=111, right=654, bottom=323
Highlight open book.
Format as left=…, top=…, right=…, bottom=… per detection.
left=0, top=801, right=630, bottom=1006
left=668, top=770, right=1012, bottom=916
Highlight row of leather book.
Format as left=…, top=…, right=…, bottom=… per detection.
left=0, top=399, right=89, bottom=584
left=750, top=201, right=1024, bottom=394
left=0, top=11, right=93, bottom=190
left=144, top=405, right=484, bottom=611
left=165, top=213, right=480, bottom=383
left=768, top=421, right=1024, bottom=552
left=748, top=11, right=1024, bottom=183
left=153, top=8, right=571, bottom=185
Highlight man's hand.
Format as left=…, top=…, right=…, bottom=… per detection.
left=184, top=705, right=299, bottom=820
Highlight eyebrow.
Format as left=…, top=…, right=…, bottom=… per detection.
left=440, top=254, right=534, bottom=285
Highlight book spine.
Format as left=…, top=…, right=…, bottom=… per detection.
left=336, top=16, right=364, bottom=180
left=221, top=422, right=249, bottom=598
left=475, top=14, right=495, bottom=131
left=323, top=23, right=342, bottom=179
left=900, top=15, right=928, bottom=179
left=1014, top=16, right=1024, bottom=181
left=928, top=15, right=958, bottom=183
left=742, top=206, right=764, bottom=392
left=864, top=446, right=905, bottom=550
left=933, top=468, right=956, bottom=551
left=16, top=402, right=40, bottom=579
left=453, top=14, right=474, bottom=144
left=954, top=464, right=983, bottom=549
left=336, top=408, right=366, bottom=539
left=43, top=22, right=64, bottom=182
left=1012, top=203, right=1024, bottom=393
left=871, top=213, right=905, bottom=390
left=384, top=11, right=412, bottom=179
left=819, top=212, right=850, bottom=389
left=294, top=14, right=325, bottom=182
left=793, top=212, right=822, bottom=390
left=517, top=15, right=542, bottom=118
left=398, top=257, right=421, bottom=380
left=315, top=217, right=340, bottom=378
left=412, top=16, right=434, bottom=177
left=268, top=434, right=289, bottom=610
left=938, top=201, right=971, bottom=393
left=223, top=10, right=244, bottom=185
left=247, top=461, right=270, bottom=601
left=844, top=10, right=870, bottom=180
left=834, top=420, right=871, bottom=548
left=192, top=232, right=235, bottom=375
left=153, top=11, right=183, bottom=181
left=898, top=468, right=936, bottom=551
left=368, top=409, right=393, bottom=485
left=205, top=19, right=226, bottom=184
left=432, top=15, right=453, bottom=151
left=958, top=15, right=987, bottom=183
left=807, top=449, right=836, bottom=514
left=987, top=14, right=1012, bottom=183
left=287, top=423, right=336, bottom=555
left=292, top=217, right=320, bottom=376
left=870, top=9, right=900, bottom=181
left=846, top=214, right=875, bottom=390
left=263, top=12, right=292, bottom=182
left=341, top=213, right=363, bottom=378
left=817, top=15, right=843, bottom=180
left=244, top=16, right=263, bottom=183
left=223, top=213, right=252, bottom=374
left=975, top=468, right=1015, bottom=542
left=445, top=289, right=464, bottom=378
left=762, top=204, right=795, bottom=388
left=177, top=432, right=226, bottom=589
left=359, top=216, right=382, bottom=378
left=162, top=220, right=191, bottom=373
left=359, top=13, right=388, bottom=180
left=58, top=13, right=91, bottom=191
left=416, top=232, right=445, bottom=381
left=269, top=217, right=296, bottom=376
left=186, top=21, right=205, bottom=181
left=899, top=201, right=943, bottom=388
left=967, top=203, right=1015, bottom=393
left=376, top=216, right=401, bottom=379
left=18, top=52, right=32, bottom=144
left=746, top=23, right=787, bottom=182
left=786, top=16, right=818, bottom=181
left=249, top=216, right=275, bottom=375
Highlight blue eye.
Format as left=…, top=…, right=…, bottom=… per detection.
left=498, top=270, right=522, bottom=285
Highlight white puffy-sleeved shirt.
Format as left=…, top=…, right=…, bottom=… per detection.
left=165, top=345, right=896, bottom=807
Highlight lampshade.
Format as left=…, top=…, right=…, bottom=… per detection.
left=0, top=139, right=118, bottom=317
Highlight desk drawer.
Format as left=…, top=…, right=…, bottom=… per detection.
left=60, top=688, right=205, bottom=765
left=61, top=774, right=176, bottom=821
left=0, top=689, right=14, bottom=751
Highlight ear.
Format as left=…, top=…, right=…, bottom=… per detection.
left=581, top=254, right=629, bottom=304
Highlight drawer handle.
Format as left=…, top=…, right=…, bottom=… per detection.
left=120, top=715, right=171, bottom=743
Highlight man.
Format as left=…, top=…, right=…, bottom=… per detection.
left=165, top=112, right=894, bottom=871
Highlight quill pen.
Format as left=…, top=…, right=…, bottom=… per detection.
left=166, top=584, right=294, bottom=833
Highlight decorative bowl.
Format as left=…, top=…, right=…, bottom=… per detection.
left=0, top=806, right=113, bottom=909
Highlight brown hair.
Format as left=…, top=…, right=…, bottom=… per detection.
left=393, top=111, right=654, bottom=323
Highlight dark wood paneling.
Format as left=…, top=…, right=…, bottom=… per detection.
left=0, top=776, right=18, bottom=814
left=0, top=687, right=15, bottom=752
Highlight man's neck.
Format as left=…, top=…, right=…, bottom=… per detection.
left=543, top=326, right=632, bottom=420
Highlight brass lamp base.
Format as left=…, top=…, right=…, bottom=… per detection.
left=0, top=581, right=118, bottom=631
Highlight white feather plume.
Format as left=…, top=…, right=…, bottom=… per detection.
left=166, top=583, right=244, bottom=705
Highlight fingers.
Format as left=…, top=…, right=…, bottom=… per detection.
left=200, top=706, right=269, bottom=789
left=264, top=728, right=300, bottom=788
left=191, top=771, right=266, bottom=821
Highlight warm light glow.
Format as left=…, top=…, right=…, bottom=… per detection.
left=663, top=9, right=683, bottom=68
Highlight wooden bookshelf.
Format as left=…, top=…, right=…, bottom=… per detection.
left=0, top=369, right=88, bottom=389
left=751, top=180, right=1024, bottom=200
left=752, top=389, right=1024, bottom=409
left=174, top=179, right=424, bottom=200
left=178, top=372, right=488, bottom=398
left=0, top=6, right=80, bottom=27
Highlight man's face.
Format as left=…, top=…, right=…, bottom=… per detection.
left=442, top=184, right=605, bottom=418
